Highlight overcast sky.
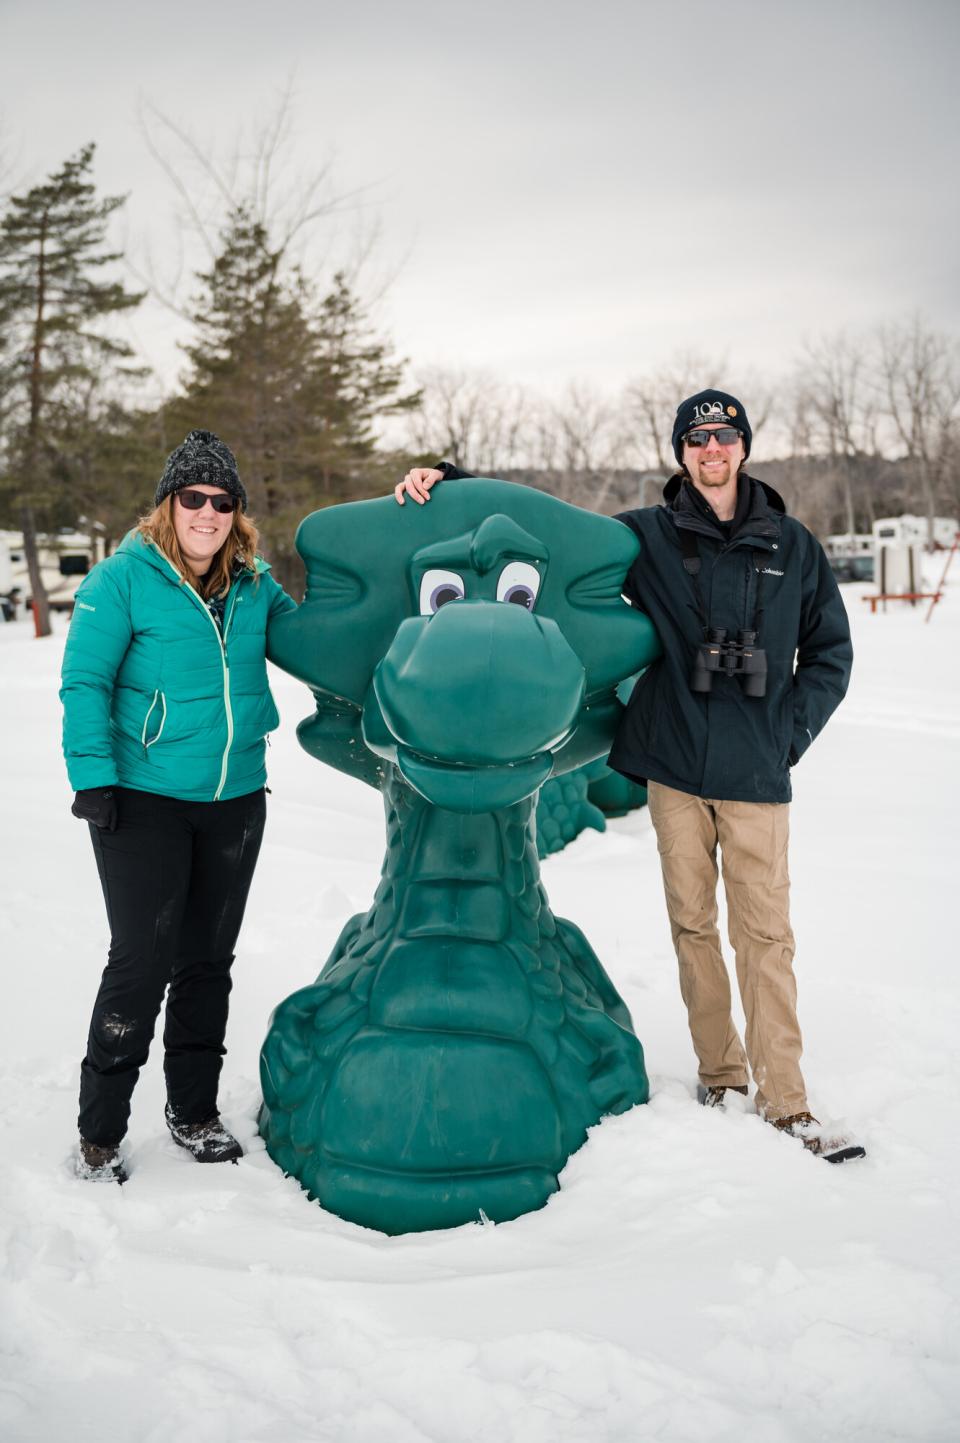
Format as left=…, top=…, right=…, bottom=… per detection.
left=3, top=0, right=958, bottom=409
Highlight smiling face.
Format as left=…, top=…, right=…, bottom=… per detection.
left=681, top=424, right=745, bottom=519
left=171, top=485, right=236, bottom=573
left=682, top=424, right=745, bottom=489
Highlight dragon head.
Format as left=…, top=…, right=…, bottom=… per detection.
left=269, top=479, right=660, bottom=811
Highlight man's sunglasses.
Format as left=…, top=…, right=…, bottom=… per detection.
left=176, top=489, right=238, bottom=514
left=683, top=427, right=742, bottom=448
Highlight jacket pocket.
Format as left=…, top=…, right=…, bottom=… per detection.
left=627, top=663, right=662, bottom=750
left=778, top=680, right=795, bottom=769
left=265, top=685, right=280, bottom=734
left=141, top=690, right=167, bottom=749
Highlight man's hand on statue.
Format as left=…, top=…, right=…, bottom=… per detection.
left=394, top=468, right=443, bottom=506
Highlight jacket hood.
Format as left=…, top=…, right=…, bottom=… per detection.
left=115, top=529, right=271, bottom=578
left=662, top=471, right=786, bottom=516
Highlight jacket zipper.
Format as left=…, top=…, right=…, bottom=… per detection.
left=185, top=586, right=234, bottom=800
left=141, top=690, right=167, bottom=753
left=213, top=589, right=244, bottom=800
left=707, top=537, right=775, bottom=634
left=147, top=540, right=246, bottom=802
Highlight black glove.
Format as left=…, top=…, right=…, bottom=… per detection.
left=71, top=787, right=118, bottom=831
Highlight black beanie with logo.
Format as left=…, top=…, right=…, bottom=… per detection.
left=672, top=390, right=751, bottom=463
left=155, top=430, right=248, bottom=512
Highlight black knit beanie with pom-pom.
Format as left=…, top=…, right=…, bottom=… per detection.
left=155, top=430, right=247, bottom=512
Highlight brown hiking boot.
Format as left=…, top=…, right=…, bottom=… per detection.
left=697, top=1084, right=749, bottom=1109
left=77, top=1136, right=128, bottom=1184
left=770, top=1111, right=866, bottom=1164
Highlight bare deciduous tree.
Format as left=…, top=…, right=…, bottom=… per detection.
left=792, top=333, right=873, bottom=535
left=406, top=367, right=531, bottom=474
left=134, top=85, right=381, bottom=323
left=408, top=330, right=960, bottom=537
left=623, top=351, right=724, bottom=472
left=877, top=317, right=960, bottom=541
left=527, top=382, right=632, bottom=511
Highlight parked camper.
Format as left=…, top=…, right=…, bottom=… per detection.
left=825, top=532, right=875, bottom=583
left=1, top=528, right=108, bottom=613
left=829, top=554, right=874, bottom=583
left=0, top=536, right=16, bottom=620
left=872, top=515, right=959, bottom=550
left=825, top=533, right=873, bottom=559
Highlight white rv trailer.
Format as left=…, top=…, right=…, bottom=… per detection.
left=0, top=528, right=109, bottom=614
left=824, top=533, right=874, bottom=560
left=872, top=515, right=959, bottom=550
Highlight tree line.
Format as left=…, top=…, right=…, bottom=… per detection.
left=2, top=143, right=958, bottom=637
left=409, top=331, right=960, bottom=544
left=0, top=143, right=421, bottom=633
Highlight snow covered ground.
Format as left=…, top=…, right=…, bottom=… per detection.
left=1, top=578, right=958, bottom=1443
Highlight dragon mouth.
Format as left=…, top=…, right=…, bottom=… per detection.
left=395, top=746, right=554, bottom=814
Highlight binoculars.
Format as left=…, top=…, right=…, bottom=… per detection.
left=691, top=628, right=767, bottom=698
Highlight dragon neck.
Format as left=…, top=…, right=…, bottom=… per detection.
left=368, top=766, right=551, bottom=945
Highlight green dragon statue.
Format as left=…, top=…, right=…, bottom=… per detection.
left=261, top=478, right=661, bottom=1233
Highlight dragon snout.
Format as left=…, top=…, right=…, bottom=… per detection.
left=376, top=601, right=585, bottom=762
left=367, top=601, right=585, bottom=812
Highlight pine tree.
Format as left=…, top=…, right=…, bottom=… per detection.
left=311, top=272, right=422, bottom=496
left=169, top=207, right=419, bottom=592
left=0, top=144, right=144, bottom=635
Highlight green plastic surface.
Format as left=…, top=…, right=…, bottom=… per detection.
left=587, top=767, right=649, bottom=819
left=260, top=479, right=662, bottom=1233
left=535, top=759, right=609, bottom=857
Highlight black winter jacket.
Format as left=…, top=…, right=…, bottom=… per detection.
left=609, top=473, right=852, bottom=803
left=434, top=462, right=852, bottom=805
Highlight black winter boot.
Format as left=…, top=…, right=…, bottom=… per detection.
left=165, top=1105, right=243, bottom=1163
left=77, top=1136, right=128, bottom=1184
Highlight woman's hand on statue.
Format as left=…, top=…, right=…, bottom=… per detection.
left=394, top=468, right=443, bottom=506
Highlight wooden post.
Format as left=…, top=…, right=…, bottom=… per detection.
left=925, top=535, right=959, bottom=624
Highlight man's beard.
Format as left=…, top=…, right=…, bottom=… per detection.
left=695, top=461, right=732, bottom=486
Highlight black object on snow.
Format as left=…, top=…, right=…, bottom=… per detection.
left=165, top=1105, right=243, bottom=1164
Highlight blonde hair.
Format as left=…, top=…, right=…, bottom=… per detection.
left=137, top=495, right=261, bottom=599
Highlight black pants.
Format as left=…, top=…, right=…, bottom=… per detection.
left=79, top=786, right=267, bottom=1147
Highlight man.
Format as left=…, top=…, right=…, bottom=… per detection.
left=396, top=389, right=863, bottom=1163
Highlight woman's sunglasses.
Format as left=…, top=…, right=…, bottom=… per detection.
left=683, top=427, right=742, bottom=448
left=176, top=489, right=238, bottom=514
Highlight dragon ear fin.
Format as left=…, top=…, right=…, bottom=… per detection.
left=303, top=556, right=367, bottom=608
left=565, top=560, right=633, bottom=606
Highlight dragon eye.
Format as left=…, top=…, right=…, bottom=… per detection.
left=496, top=561, right=540, bottom=610
left=419, top=569, right=465, bottom=615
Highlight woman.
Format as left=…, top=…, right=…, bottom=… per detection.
left=61, top=430, right=296, bottom=1183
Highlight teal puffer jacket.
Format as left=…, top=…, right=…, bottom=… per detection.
left=60, top=530, right=297, bottom=801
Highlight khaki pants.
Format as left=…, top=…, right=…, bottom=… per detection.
left=647, top=781, right=806, bottom=1120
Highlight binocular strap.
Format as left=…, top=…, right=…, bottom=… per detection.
left=678, top=528, right=767, bottom=641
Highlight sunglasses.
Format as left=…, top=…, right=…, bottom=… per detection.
left=683, top=427, right=742, bottom=448
left=176, top=489, right=237, bottom=514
